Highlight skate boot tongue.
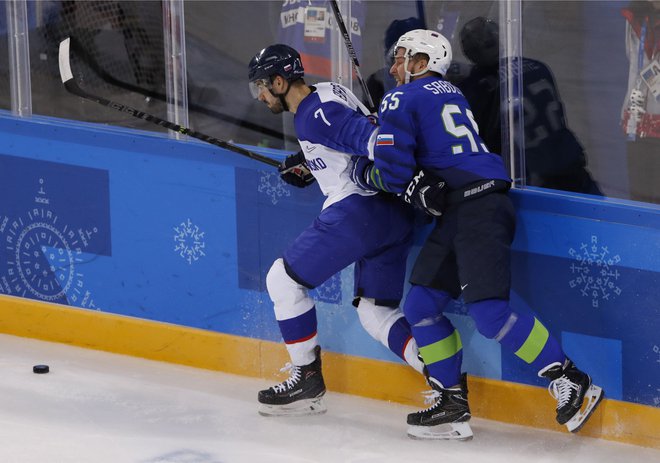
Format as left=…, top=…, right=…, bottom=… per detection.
left=272, top=363, right=302, bottom=393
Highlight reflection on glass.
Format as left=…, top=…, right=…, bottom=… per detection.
left=27, top=1, right=167, bottom=129
left=620, top=0, right=660, bottom=204
left=0, top=3, right=11, bottom=110
left=366, top=17, right=426, bottom=108
left=451, top=16, right=602, bottom=195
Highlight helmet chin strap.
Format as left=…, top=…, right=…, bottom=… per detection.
left=403, top=53, right=428, bottom=84
left=271, top=79, right=293, bottom=112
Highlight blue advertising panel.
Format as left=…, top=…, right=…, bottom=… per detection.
left=0, top=155, right=110, bottom=307
left=0, top=113, right=658, bottom=407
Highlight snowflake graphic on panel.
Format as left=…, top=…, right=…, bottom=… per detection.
left=258, top=170, right=291, bottom=205
left=173, top=219, right=206, bottom=265
left=568, top=235, right=622, bottom=308
left=312, top=272, right=342, bottom=304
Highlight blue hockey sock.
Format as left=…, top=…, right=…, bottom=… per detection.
left=502, top=313, right=565, bottom=371
left=277, top=306, right=318, bottom=345
left=404, top=285, right=462, bottom=387
left=386, top=316, right=413, bottom=362
left=468, top=299, right=565, bottom=370
left=414, top=321, right=463, bottom=387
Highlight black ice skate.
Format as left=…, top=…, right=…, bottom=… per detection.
left=407, top=373, right=473, bottom=440
left=258, top=345, right=326, bottom=417
left=539, top=358, right=604, bottom=433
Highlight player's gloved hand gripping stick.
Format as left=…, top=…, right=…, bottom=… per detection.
left=279, top=151, right=315, bottom=188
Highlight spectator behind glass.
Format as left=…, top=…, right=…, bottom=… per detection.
left=455, top=17, right=602, bottom=195
left=621, top=1, right=660, bottom=204
left=366, top=17, right=425, bottom=107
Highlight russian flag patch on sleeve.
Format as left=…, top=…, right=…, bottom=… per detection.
left=376, top=134, right=394, bottom=146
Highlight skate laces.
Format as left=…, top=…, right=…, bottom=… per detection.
left=420, top=388, right=442, bottom=410
left=548, top=375, right=578, bottom=409
left=271, top=363, right=301, bottom=393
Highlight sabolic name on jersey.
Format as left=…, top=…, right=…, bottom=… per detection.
left=423, top=79, right=462, bottom=95
left=376, top=134, right=394, bottom=146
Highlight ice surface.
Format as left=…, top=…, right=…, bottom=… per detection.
left=0, top=334, right=657, bottom=463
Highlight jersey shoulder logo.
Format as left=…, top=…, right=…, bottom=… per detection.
left=376, top=134, right=394, bottom=146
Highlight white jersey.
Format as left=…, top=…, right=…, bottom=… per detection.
left=294, top=82, right=378, bottom=209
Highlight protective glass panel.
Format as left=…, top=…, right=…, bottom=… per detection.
left=0, top=3, right=10, bottom=110
left=11, top=0, right=658, bottom=205
left=185, top=0, right=502, bottom=152
left=28, top=1, right=167, bottom=132
left=519, top=1, right=658, bottom=203
left=184, top=1, right=307, bottom=151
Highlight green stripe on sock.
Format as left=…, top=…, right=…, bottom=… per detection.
left=515, top=317, right=549, bottom=364
left=418, top=330, right=462, bottom=364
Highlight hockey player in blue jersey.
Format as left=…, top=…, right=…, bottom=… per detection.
left=349, top=29, right=604, bottom=440
left=247, top=44, right=425, bottom=417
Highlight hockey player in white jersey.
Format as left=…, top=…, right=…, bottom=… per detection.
left=248, top=44, right=424, bottom=416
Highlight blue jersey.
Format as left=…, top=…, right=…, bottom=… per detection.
left=294, top=82, right=378, bottom=208
left=373, top=75, right=510, bottom=192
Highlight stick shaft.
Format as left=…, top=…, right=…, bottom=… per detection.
left=58, top=38, right=280, bottom=168
left=329, top=1, right=376, bottom=113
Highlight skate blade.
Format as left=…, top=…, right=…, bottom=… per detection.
left=258, top=397, right=327, bottom=417
left=407, top=421, right=473, bottom=441
left=566, top=384, right=604, bottom=433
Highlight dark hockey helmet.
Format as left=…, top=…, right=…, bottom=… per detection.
left=460, top=17, right=499, bottom=67
left=248, top=44, right=304, bottom=98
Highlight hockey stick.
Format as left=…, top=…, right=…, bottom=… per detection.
left=58, top=37, right=280, bottom=168
left=329, top=0, right=376, bottom=113
left=65, top=36, right=297, bottom=143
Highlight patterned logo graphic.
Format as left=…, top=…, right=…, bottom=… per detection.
left=312, top=272, right=342, bottom=304
left=258, top=170, right=291, bottom=205
left=0, top=178, right=98, bottom=308
left=568, top=235, right=622, bottom=308
left=173, top=219, right=206, bottom=265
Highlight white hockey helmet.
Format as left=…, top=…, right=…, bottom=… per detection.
left=394, top=29, right=452, bottom=83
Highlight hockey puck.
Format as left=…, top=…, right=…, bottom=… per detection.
left=33, top=364, right=49, bottom=374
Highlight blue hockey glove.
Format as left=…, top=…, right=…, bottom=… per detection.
left=279, top=151, right=315, bottom=188
left=403, top=169, right=447, bottom=217
left=348, top=155, right=379, bottom=193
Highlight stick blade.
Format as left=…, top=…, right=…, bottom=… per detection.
left=58, top=37, right=74, bottom=84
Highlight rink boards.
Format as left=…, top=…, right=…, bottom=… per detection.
left=0, top=112, right=658, bottom=448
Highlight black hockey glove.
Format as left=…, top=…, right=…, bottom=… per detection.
left=402, top=169, right=447, bottom=217
left=279, top=151, right=315, bottom=188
